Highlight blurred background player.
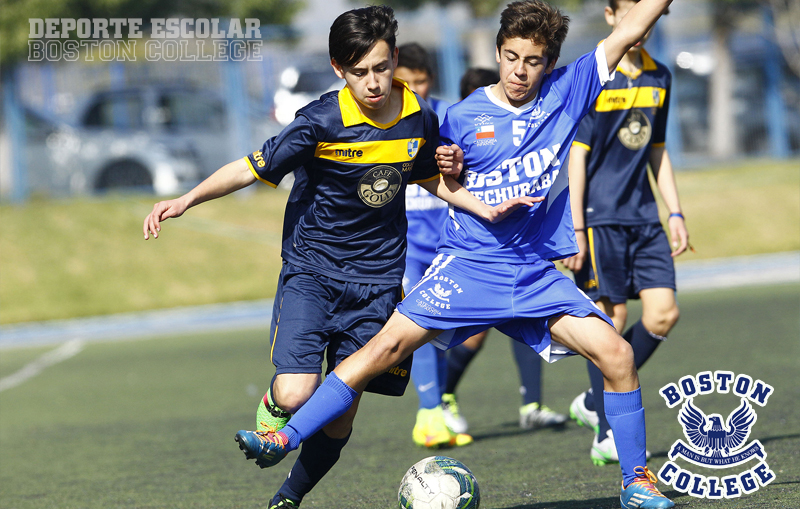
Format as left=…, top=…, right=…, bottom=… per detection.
left=394, top=42, right=471, bottom=448
left=441, top=67, right=567, bottom=435
left=562, top=0, right=689, bottom=467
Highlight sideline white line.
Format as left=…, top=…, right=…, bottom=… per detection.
left=0, top=339, right=85, bottom=392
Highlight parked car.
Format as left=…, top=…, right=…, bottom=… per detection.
left=273, top=66, right=343, bottom=125
left=23, top=85, right=283, bottom=196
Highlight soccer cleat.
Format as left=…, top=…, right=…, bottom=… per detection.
left=412, top=406, right=473, bottom=448
left=591, top=430, right=651, bottom=466
left=570, top=390, right=600, bottom=434
left=441, top=393, right=469, bottom=434
left=269, top=494, right=299, bottom=508
left=620, top=466, right=674, bottom=508
left=234, top=424, right=289, bottom=468
left=519, top=402, right=568, bottom=430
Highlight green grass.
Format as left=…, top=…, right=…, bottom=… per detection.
left=1, top=284, right=798, bottom=508
left=1, top=158, right=798, bottom=324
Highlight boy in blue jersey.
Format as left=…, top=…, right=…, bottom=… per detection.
left=562, top=0, right=689, bottom=467
left=142, top=6, right=536, bottom=508
left=237, top=1, right=675, bottom=507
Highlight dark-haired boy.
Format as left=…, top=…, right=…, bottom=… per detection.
left=238, top=1, right=675, bottom=507
left=143, top=6, right=534, bottom=508
left=563, top=0, right=688, bottom=467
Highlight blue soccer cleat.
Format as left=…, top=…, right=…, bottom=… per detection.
left=620, top=466, right=674, bottom=508
left=234, top=424, right=289, bottom=468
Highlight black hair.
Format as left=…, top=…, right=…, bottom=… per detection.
left=329, top=5, right=398, bottom=68
left=397, top=43, right=433, bottom=77
left=459, top=67, right=500, bottom=100
left=496, top=0, right=570, bottom=64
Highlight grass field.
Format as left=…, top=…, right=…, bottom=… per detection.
left=1, top=283, right=798, bottom=508
left=1, top=158, right=798, bottom=325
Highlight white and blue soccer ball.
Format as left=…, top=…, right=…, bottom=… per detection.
left=398, top=456, right=480, bottom=509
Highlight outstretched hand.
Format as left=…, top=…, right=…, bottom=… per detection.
left=436, top=144, right=464, bottom=177
left=484, top=195, right=544, bottom=223
left=143, top=197, right=189, bottom=239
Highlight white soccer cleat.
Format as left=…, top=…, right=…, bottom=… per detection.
left=519, top=402, right=567, bottom=430
left=441, top=393, right=469, bottom=434
left=570, top=390, right=600, bottom=434
left=591, top=430, right=651, bottom=466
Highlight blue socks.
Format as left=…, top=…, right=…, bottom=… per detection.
left=604, top=388, right=647, bottom=486
left=587, top=360, right=612, bottom=438
left=625, top=320, right=663, bottom=369
left=411, top=342, right=446, bottom=409
left=281, top=372, right=357, bottom=451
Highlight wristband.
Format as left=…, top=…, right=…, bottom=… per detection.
left=574, top=228, right=585, bottom=232
left=669, top=212, right=684, bottom=220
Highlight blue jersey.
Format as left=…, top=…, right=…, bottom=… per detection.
left=245, top=78, right=440, bottom=284
left=438, top=45, right=614, bottom=263
left=405, top=96, right=451, bottom=266
left=573, top=48, right=671, bottom=226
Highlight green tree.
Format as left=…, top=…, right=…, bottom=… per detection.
left=0, top=0, right=303, bottom=64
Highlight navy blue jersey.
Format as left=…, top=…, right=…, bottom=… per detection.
left=573, top=48, right=671, bottom=226
left=406, top=96, right=451, bottom=266
left=245, top=78, right=440, bottom=284
left=438, top=45, right=614, bottom=263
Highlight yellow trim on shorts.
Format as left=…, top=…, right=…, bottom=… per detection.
left=588, top=227, right=599, bottom=290
left=269, top=296, right=284, bottom=363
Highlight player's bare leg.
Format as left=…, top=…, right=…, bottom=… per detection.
left=550, top=313, right=672, bottom=507
left=639, top=288, right=679, bottom=337
left=335, top=312, right=441, bottom=392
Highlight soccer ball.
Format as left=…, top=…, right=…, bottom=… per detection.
left=398, top=456, right=480, bottom=509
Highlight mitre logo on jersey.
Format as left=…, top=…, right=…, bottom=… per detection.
left=657, top=371, right=776, bottom=500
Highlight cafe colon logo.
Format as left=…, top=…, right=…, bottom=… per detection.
left=657, top=371, right=776, bottom=499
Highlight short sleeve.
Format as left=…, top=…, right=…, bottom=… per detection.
left=244, top=114, right=318, bottom=187
left=409, top=110, right=441, bottom=184
left=573, top=107, right=596, bottom=150
left=558, top=42, right=615, bottom=122
left=652, top=76, right=671, bottom=146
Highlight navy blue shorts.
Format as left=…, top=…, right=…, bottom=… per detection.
left=269, top=261, right=411, bottom=396
left=575, top=223, right=676, bottom=304
left=398, top=254, right=613, bottom=363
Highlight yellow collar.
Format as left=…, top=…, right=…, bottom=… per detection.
left=616, top=48, right=658, bottom=80
left=339, top=78, right=421, bottom=129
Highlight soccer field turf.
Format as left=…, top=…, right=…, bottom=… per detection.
left=1, top=284, right=798, bottom=508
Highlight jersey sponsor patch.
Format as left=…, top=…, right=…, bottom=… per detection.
left=358, top=165, right=402, bottom=208
left=618, top=109, right=652, bottom=150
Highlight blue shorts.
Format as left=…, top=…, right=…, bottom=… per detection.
left=397, top=254, right=613, bottom=363
left=575, top=224, right=676, bottom=304
left=270, top=261, right=411, bottom=396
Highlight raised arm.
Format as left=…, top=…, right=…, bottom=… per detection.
left=143, top=158, right=256, bottom=239
left=418, top=174, right=542, bottom=224
left=604, top=0, right=672, bottom=72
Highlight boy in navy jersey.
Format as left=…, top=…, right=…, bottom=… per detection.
left=563, top=0, right=689, bottom=467
left=143, top=6, right=534, bottom=508
left=238, top=1, right=675, bottom=507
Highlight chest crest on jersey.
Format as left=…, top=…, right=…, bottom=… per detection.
left=618, top=109, right=652, bottom=150
left=357, top=165, right=402, bottom=208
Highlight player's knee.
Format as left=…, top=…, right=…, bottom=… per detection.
left=644, top=304, right=680, bottom=336
left=597, top=336, right=635, bottom=381
left=272, top=377, right=317, bottom=413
